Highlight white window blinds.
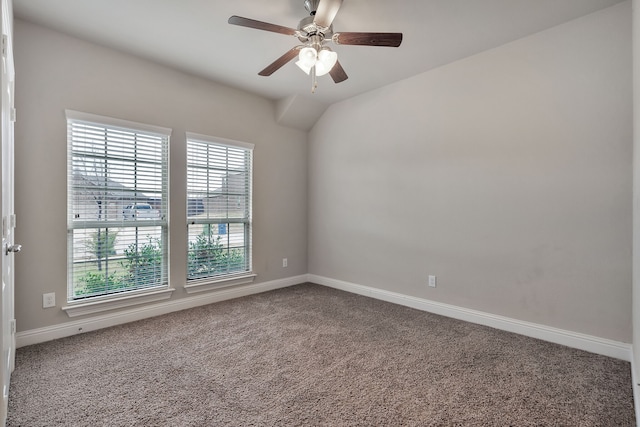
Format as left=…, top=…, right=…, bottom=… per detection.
left=186, top=132, right=253, bottom=281
left=66, top=110, right=170, bottom=300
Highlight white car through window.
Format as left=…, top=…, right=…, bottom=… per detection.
left=122, top=203, right=160, bottom=220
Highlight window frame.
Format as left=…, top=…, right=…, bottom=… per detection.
left=65, top=110, right=172, bottom=307
left=185, top=132, right=255, bottom=293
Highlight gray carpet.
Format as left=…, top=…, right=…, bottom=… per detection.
left=7, top=283, right=636, bottom=426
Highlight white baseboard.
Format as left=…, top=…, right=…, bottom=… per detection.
left=16, top=274, right=307, bottom=348
left=308, top=274, right=632, bottom=362
left=17, top=273, right=633, bottom=363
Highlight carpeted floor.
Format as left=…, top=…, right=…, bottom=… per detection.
left=7, top=283, right=636, bottom=426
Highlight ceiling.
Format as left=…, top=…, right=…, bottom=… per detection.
left=13, top=0, right=625, bottom=130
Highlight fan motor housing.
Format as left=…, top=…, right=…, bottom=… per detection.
left=298, top=16, right=333, bottom=42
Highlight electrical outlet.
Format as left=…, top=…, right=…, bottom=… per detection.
left=282, top=258, right=288, bottom=268
left=43, top=292, right=56, bottom=308
left=428, top=275, right=437, bottom=288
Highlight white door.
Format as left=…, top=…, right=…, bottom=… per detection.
left=0, top=0, right=16, bottom=424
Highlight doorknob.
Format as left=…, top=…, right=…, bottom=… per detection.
left=5, top=244, right=21, bottom=255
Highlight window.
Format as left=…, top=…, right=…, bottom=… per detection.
left=66, top=110, right=170, bottom=301
left=186, top=132, right=253, bottom=284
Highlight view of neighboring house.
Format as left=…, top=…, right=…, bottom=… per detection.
left=71, top=172, right=156, bottom=221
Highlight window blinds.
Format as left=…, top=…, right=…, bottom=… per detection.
left=186, top=133, right=253, bottom=281
left=66, top=110, right=170, bottom=300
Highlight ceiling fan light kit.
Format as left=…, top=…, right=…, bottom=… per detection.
left=228, top=0, right=403, bottom=93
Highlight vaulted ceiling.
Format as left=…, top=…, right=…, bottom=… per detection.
left=14, top=0, right=625, bottom=130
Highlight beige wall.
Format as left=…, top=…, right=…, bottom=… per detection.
left=309, top=2, right=632, bottom=342
left=13, top=19, right=308, bottom=332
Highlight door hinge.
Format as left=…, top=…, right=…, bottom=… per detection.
left=9, top=319, right=15, bottom=335
left=10, top=107, right=15, bottom=122
left=1, top=35, right=6, bottom=58
left=3, top=215, right=16, bottom=239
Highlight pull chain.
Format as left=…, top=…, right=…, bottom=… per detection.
left=311, top=65, right=318, bottom=93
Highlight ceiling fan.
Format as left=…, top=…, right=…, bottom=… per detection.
left=228, top=0, right=403, bottom=93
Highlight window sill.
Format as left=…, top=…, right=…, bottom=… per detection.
left=62, top=287, right=175, bottom=318
left=184, top=273, right=257, bottom=294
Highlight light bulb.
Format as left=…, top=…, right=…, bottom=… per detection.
left=298, top=47, right=317, bottom=68
left=295, top=60, right=312, bottom=75
left=315, top=49, right=338, bottom=76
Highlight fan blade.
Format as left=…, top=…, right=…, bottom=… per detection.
left=329, top=60, right=348, bottom=83
left=258, top=47, right=301, bottom=76
left=314, top=0, right=343, bottom=29
left=228, top=15, right=296, bottom=36
left=334, top=32, right=403, bottom=47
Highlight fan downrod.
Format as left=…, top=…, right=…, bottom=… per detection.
left=304, top=0, right=320, bottom=15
